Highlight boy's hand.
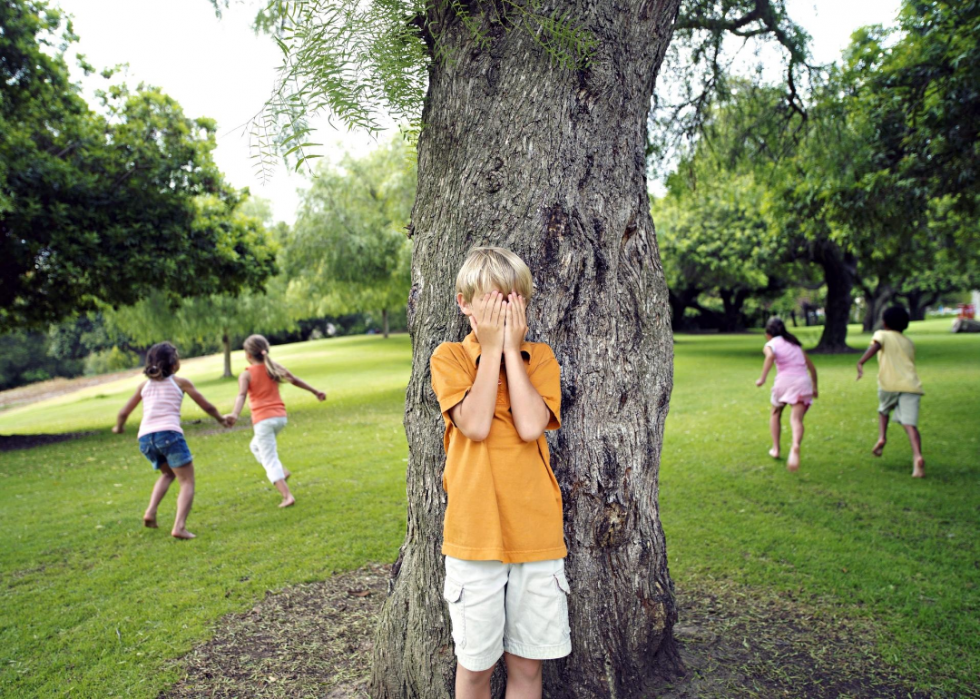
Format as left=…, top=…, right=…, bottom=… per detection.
left=503, top=293, right=528, bottom=353
left=315, top=390, right=326, bottom=402
left=111, top=425, right=124, bottom=434
left=856, top=363, right=864, bottom=380
left=469, top=291, right=506, bottom=353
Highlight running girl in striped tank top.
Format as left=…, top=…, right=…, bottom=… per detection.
left=113, top=342, right=230, bottom=539
left=225, top=335, right=326, bottom=508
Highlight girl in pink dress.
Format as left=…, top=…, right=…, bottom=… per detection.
left=755, top=318, right=818, bottom=471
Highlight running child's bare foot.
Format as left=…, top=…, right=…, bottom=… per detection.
left=143, top=516, right=158, bottom=529
left=279, top=496, right=296, bottom=508
left=787, top=446, right=800, bottom=472
left=912, top=457, right=925, bottom=478
left=872, top=439, right=886, bottom=457
left=768, top=447, right=780, bottom=459
left=171, top=528, right=196, bottom=540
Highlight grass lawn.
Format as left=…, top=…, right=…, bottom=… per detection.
left=0, top=321, right=977, bottom=696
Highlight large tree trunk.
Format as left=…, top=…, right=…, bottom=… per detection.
left=718, top=287, right=749, bottom=332
left=901, top=289, right=939, bottom=321
left=860, top=281, right=894, bottom=333
left=221, top=332, right=232, bottom=379
left=370, top=3, right=682, bottom=697
left=812, top=240, right=858, bottom=353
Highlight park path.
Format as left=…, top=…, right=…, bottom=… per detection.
left=0, top=369, right=142, bottom=412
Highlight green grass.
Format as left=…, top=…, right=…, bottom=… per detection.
left=0, top=336, right=412, bottom=698
left=661, top=319, right=980, bottom=696
left=0, top=321, right=977, bottom=696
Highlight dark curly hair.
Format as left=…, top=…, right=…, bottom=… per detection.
left=144, top=342, right=180, bottom=380
left=882, top=306, right=910, bottom=332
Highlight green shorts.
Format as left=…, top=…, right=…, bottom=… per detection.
left=877, top=390, right=921, bottom=427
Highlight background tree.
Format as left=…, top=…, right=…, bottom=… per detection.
left=0, top=1, right=277, bottom=331
left=107, top=200, right=293, bottom=378
left=285, top=139, right=414, bottom=338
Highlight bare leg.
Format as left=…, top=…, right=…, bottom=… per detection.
left=171, top=462, right=196, bottom=539
left=144, top=463, right=175, bottom=528
left=787, top=403, right=806, bottom=472
left=504, top=653, right=543, bottom=699
left=873, top=413, right=888, bottom=456
left=455, top=664, right=493, bottom=699
left=769, top=405, right=784, bottom=459
left=273, top=479, right=295, bottom=508
left=903, top=424, right=925, bottom=477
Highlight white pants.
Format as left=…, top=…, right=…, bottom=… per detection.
left=443, top=556, right=572, bottom=672
left=250, top=417, right=288, bottom=483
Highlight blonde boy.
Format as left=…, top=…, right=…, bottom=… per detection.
left=430, top=247, right=570, bottom=698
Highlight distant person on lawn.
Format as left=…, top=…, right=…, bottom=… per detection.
left=856, top=306, right=925, bottom=477
left=225, top=334, right=326, bottom=507
left=756, top=317, right=818, bottom=471
left=430, top=247, right=569, bottom=699
left=113, top=342, right=229, bottom=539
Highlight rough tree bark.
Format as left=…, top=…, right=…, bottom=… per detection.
left=812, top=240, right=858, bottom=353
left=221, top=332, right=233, bottom=379
left=370, top=2, right=682, bottom=697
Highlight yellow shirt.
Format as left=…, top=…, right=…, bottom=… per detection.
left=430, top=332, right=565, bottom=563
left=872, top=329, right=923, bottom=394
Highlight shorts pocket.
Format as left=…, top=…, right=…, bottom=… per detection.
left=554, top=571, right=571, bottom=637
left=443, top=577, right=466, bottom=650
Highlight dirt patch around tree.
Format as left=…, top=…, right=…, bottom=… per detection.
left=161, top=565, right=927, bottom=699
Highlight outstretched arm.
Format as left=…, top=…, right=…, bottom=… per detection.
left=174, top=376, right=227, bottom=426
left=756, top=347, right=775, bottom=387
left=113, top=382, right=145, bottom=433
left=226, top=372, right=251, bottom=426
left=803, top=352, right=819, bottom=398
left=285, top=371, right=326, bottom=401
left=856, top=341, right=881, bottom=380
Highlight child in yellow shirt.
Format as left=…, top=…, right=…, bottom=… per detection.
left=857, top=306, right=925, bottom=477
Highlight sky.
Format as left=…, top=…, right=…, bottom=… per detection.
left=58, top=0, right=903, bottom=225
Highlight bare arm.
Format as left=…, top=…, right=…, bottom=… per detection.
left=226, top=371, right=250, bottom=425
left=503, top=294, right=550, bottom=442
left=112, top=382, right=145, bottom=433
left=174, top=376, right=226, bottom=425
left=856, top=341, right=881, bottom=380
left=756, top=346, right=775, bottom=387
left=448, top=291, right=506, bottom=442
left=285, top=370, right=326, bottom=401
left=803, top=351, right=819, bottom=397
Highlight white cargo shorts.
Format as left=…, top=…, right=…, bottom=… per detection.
left=443, top=555, right=572, bottom=672
left=250, top=416, right=288, bottom=483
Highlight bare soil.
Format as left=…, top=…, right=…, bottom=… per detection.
left=161, top=566, right=926, bottom=699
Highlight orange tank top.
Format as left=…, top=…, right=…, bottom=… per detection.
left=246, top=364, right=287, bottom=423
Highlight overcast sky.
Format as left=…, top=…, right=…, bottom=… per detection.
left=58, top=0, right=903, bottom=225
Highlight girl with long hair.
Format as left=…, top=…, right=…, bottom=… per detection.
left=225, top=335, right=326, bottom=507
left=755, top=318, right=818, bottom=471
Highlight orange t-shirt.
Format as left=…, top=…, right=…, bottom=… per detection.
left=430, top=332, right=565, bottom=564
left=246, top=364, right=287, bottom=423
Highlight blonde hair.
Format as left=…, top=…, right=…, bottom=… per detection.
left=243, top=334, right=287, bottom=383
left=455, top=246, right=534, bottom=303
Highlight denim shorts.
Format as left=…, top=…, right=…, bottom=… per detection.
left=138, top=430, right=193, bottom=469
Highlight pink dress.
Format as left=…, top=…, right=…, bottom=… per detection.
left=765, top=336, right=813, bottom=408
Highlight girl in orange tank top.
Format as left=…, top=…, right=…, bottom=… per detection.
left=226, top=335, right=326, bottom=507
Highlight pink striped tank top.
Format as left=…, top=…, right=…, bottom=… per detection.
left=138, top=376, right=185, bottom=437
